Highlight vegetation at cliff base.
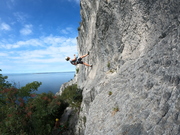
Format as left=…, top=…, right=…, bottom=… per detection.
left=60, top=84, right=82, bottom=111
left=0, top=69, right=68, bottom=135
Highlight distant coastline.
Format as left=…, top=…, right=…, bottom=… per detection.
left=3, top=71, right=75, bottom=75
left=33, top=71, right=75, bottom=74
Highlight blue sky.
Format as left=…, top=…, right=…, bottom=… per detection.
left=0, top=0, right=80, bottom=73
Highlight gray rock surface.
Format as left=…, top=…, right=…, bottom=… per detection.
left=58, top=0, right=180, bottom=134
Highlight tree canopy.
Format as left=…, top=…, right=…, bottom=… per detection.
left=0, top=69, right=68, bottom=135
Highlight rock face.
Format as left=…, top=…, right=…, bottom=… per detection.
left=60, top=0, right=180, bottom=134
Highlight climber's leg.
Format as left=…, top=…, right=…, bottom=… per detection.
left=83, top=62, right=92, bottom=67
left=80, top=51, right=89, bottom=58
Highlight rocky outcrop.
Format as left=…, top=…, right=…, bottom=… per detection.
left=56, top=75, right=77, bottom=96
left=59, top=0, right=180, bottom=134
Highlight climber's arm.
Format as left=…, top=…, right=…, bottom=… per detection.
left=71, top=54, right=77, bottom=61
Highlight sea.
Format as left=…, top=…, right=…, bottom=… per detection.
left=3, top=72, right=75, bottom=94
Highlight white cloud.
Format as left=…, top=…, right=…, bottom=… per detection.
left=0, top=52, right=8, bottom=57
left=6, top=0, right=15, bottom=9
left=42, top=35, right=77, bottom=46
left=0, top=35, right=77, bottom=49
left=67, top=0, right=80, bottom=4
left=16, top=43, right=76, bottom=62
left=1, top=23, right=11, bottom=31
left=75, top=0, right=80, bottom=3
left=20, top=24, right=33, bottom=35
left=1, top=35, right=78, bottom=73
left=2, top=37, right=77, bottom=62
left=60, top=27, right=73, bottom=34
left=13, top=12, right=29, bottom=24
left=0, top=39, right=41, bottom=49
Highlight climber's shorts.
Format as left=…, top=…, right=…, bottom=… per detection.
left=77, top=58, right=83, bottom=64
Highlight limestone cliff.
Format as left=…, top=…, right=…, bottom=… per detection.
left=59, top=0, right=180, bottom=134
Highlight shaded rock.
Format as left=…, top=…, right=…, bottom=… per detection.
left=121, top=123, right=144, bottom=135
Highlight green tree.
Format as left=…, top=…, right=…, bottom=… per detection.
left=0, top=69, right=68, bottom=135
left=0, top=70, right=42, bottom=134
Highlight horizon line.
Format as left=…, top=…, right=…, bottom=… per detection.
left=2, top=71, right=75, bottom=74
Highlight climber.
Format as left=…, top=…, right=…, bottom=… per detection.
left=54, top=118, right=60, bottom=129
left=65, top=51, right=92, bottom=67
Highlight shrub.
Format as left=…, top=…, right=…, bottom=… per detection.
left=110, top=69, right=115, bottom=73
left=76, top=68, right=79, bottom=74
left=112, top=107, right=119, bottom=116
left=108, top=91, right=112, bottom=96
left=60, top=84, right=82, bottom=110
left=27, top=92, right=68, bottom=135
left=113, top=107, right=119, bottom=112
left=107, top=62, right=111, bottom=69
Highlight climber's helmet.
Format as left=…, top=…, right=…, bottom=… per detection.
left=65, top=57, right=70, bottom=61
left=55, top=118, right=59, bottom=122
